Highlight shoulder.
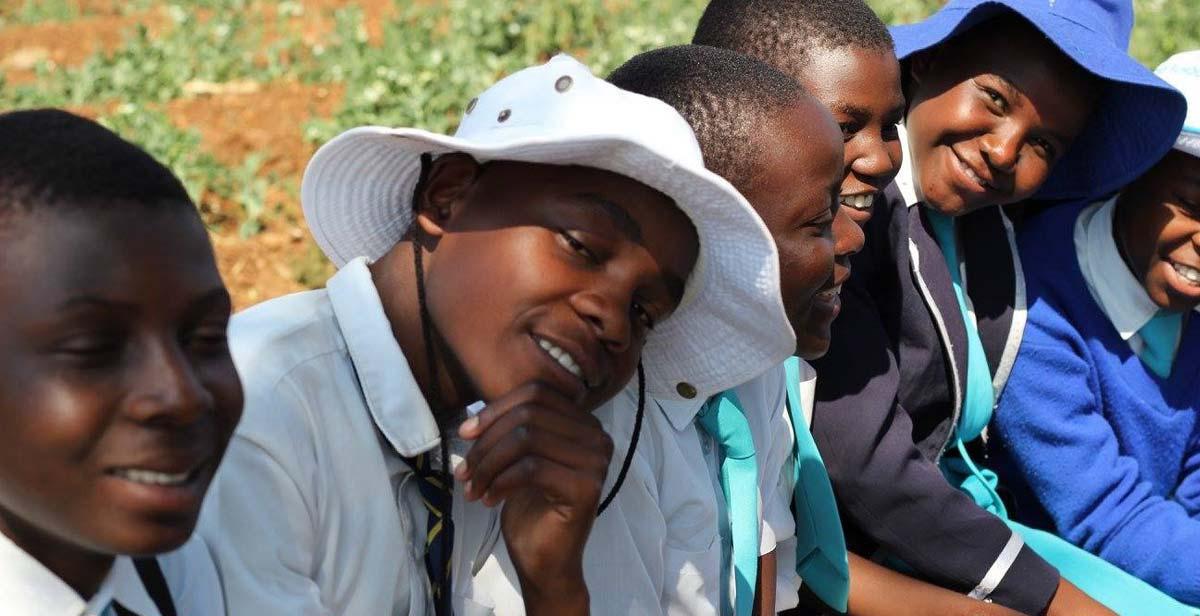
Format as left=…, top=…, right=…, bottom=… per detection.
left=229, top=289, right=345, bottom=387
left=228, top=288, right=354, bottom=439
left=1016, top=201, right=1088, bottom=265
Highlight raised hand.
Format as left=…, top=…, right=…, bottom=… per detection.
left=455, top=381, right=613, bottom=615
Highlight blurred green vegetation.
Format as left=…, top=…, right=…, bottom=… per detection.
left=0, top=0, right=1194, bottom=292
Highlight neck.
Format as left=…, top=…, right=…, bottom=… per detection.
left=369, top=240, right=476, bottom=425
left=0, top=510, right=113, bottom=600
left=1111, top=192, right=1147, bottom=287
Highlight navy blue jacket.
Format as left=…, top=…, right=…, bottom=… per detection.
left=811, top=184, right=1060, bottom=614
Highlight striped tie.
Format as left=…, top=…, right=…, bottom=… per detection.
left=405, top=452, right=454, bottom=616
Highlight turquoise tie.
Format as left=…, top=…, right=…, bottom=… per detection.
left=926, top=210, right=995, bottom=444
left=927, top=210, right=1008, bottom=515
left=783, top=357, right=851, bottom=612
left=697, top=390, right=759, bottom=616
left=1138, top=310, right=1183, bottom=378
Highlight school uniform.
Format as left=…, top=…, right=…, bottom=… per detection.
left=992, top=198, right=1200, bottom=604
left=473, top=364, right=801, bottom=615
left=0, top=532, right=222, bottom=616
left=199, top=257, right=500, bottom=615
left=809, top=126, right=1060, bottom=614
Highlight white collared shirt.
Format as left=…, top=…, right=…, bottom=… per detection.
left=199, top=257, right=500, bottom=616
left=473, top=363, right=801, bottom=615
left=1074, top=196, right=1197, bottom=354
left=0, top=532, right=222, bottom=616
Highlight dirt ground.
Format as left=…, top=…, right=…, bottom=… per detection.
left=0, top=0, right=397, bottom=309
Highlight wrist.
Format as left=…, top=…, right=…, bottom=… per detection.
left=519, top=569, right=589, bottom=616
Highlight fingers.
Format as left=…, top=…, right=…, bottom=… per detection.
left=485, top=455, right=606, bottom=511
left=458, top=381, right=575, bottom=441
left=458, top=394, right=604, bottom=477
left=465, top=420, right=612, bottom=504
left=454, top=382, right=613, bottom=506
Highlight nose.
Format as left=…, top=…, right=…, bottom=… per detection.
left=848, top=132, right=900, bottom=185
left=980, top=125, right=1023, bottom=172
left=571, top=282, right=633, bottom=354
left=126, top=339, right=212, bottom=426
left=833, top=202, right=865, bottom=259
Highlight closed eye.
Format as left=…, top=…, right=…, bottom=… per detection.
left=632, top=301, right=656, bottom=331
left=559, top=229, right=599, bottom=264
left=978, top=83, right=1010, bottom=114
left=1030, top=136, right=1058, bottom=161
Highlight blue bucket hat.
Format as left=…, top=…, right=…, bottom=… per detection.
left=890, top=0, right=1186, bottom=201
left=1155, top=50, right=1200, bottom=159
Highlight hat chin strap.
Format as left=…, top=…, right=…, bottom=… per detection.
left=597, top=362, right=644, bottom=516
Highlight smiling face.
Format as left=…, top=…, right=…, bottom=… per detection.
left=800, top=45, right=906, bottom=227
left=745, top=99, right=857, bottom=359
left=904, top=16, right=1097, bottom=217
left=0, top=205, right=242, bottom=568
left=418, top=157, right=698, bottom=410
left=1116, top=150, right=1200, bottom=312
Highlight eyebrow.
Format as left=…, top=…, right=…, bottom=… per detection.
left=569, top=192, right=644, bottom=243
left=993, top=73, right=1023, bottom=105
left=568, top=192, right=688, bottom=303
left=57, top=288, right=231, bottom=313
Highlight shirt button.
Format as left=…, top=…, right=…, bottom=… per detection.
left=676, top=382, right=697, bottom=399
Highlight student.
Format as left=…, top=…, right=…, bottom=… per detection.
left=692, top=3, right=1026, bottom=615
left=806, top=0, right=1187, bottom=614
left=198, top=54, right=796, bottom=615
left=992, top=49, right=1200, bottom=607
left=589, top=44, right=854, bottom=615
left=694, top=0, right=905, bottom=230
left=0, top=109, right=240, bottom=615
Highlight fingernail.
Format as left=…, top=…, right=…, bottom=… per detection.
left=454, top=460, right=469, bottom=480
left=459, top=416, right=479, bottom=435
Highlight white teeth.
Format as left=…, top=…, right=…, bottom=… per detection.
left=114, top=468, right=192, bottom=486
left=537, top=338, right=584, bottom=382
left=818, top=284, right=843, bottom=299
left=1173, top=262, right=1200, bottom=285
left=841, top=194, right=873, bottom=210
left=958, top=157, right=990, bottom=188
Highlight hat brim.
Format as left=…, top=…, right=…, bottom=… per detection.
left=301, top=126, right=795, bottom=400
left=891, top=2, right=1186, bottom=201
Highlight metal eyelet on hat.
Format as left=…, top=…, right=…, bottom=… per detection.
left=555, top=75, right=573, bottom=93
left=465, top=97, right=478, bottom=114
left=497, top=108, right=511, bottom=122
left=676, top=382, right=697, bottom=399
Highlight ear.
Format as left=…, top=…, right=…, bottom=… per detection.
left=413, top=153, right=481, bottom=240
left=907, top=49, right=937, bottom=87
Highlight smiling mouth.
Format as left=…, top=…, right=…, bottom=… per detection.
left=841, top=194, right=874, bottom=210
left=108, top=464, right=205, bottom=488
left=953, top=151, right=994, bottom=191
left=536, top=337, right=591, bottom=388
left=1172, top=261, right=1200, bottom=286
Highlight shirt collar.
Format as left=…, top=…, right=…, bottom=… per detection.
left=327, top=257, right=442, bottom=458
left=1074, top=196, right=1165, bottom=340
left=87, top=557, right=162, bottom=616
left=656, top=394, right=709, bottom=433
left=895, top=123, right=922, bottom=208
left=0, top=532, right=159, bottom=616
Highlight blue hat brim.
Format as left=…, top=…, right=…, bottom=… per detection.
left=891, top=2, right=1186, bottom=201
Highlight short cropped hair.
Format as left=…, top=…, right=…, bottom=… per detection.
left=608, top=44, right=804, bottom=192
left=692, top=0, right=894, bottom=78
left=0, top=109, right=192, bottom=219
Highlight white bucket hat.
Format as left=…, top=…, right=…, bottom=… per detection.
left=301, top=53, right=795, bottom=401
left=1156, top=50, right=1200, bottom=159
